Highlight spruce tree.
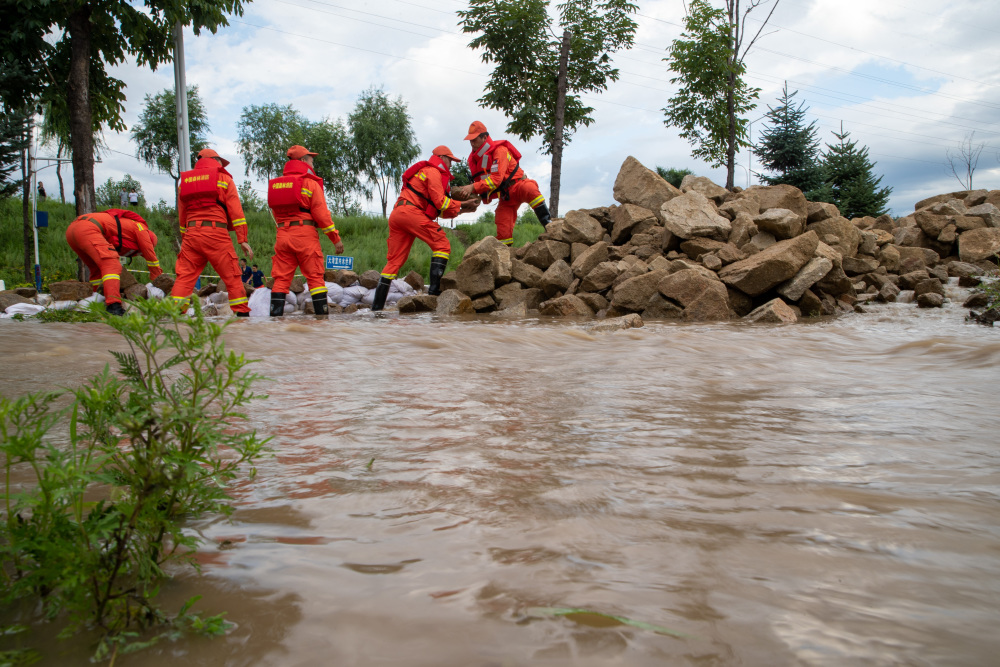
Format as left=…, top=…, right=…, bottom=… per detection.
left=756, top=83, right=824, bottom=196
left=820, top=125, right=892, bottom=218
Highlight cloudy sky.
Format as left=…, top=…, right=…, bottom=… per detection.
left=50, top=0, right=1000, bottom=220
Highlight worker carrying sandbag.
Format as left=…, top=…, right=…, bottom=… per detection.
left=170, top=148, right=254, bottom=316
left=267, top=144, right=345, bottom=317
left=372, top=146, right=480, bottom=311
left=65, top=208, right=162, bottom=316
left=457, top=120, right=551, bottom=246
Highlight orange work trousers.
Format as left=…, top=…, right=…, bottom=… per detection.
left=494, top=178, right=544, bottom=246
left=66, top=218, right=123, bottom=304
left=170, top=226, right=249, bottom=313
left=271, top=226, right=327, bottom=298
left=381, top=203, right=451, bottom=278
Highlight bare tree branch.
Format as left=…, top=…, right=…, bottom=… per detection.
left=946, top=131, right=985, bottom=190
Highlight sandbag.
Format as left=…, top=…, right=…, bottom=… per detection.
left=325, top=282, right=344, bottom=304
left=80, top=293, right=105, bottom=305
left=36, top=294, right=53, bottom=306
left=50, top=300, right=79, bottom=311
left=248, top=287, right=272, bottom=317
left=390, top=279, right=415, bottom=296
left=209, top=291, right=229, bottom=305
left=339, top=284, right=368, bottom=307
left=0, top=303, right=46, bottom=317
left=145, top=283, right=165, bottom=300
left=285, top=291, right=298, bottom=308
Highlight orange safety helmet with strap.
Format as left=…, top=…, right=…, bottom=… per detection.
left=399, top=155, right=452, bottom=218
left=268, top=159, right=323, bottom=217
left=467, top=138, right=523, bottom=201
left=178, top=158, right=232, bottom=222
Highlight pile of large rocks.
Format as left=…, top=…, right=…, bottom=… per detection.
left=397, top=156, right=999, bottom=323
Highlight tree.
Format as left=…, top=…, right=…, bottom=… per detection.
left=663, top=0, right=780, bottom=190
left=305, top=117, right=366, bottom=216
left=96, top=174, right=145, bottom=209
left=348, top=87, right=420, bottom=218
left=819, top=125, right=892, bottom=219
left=0, top=1, right=248, bottom=216
left=451, top=161, right=473, bottom=187
left=0, top=107, right=29, bottom=200
left=236, top=103, right=307, bottom=181
left=238, top=181, right=266, bottom=213
left=131, top=86, right=210, bottom=198
left=946, top=132, right=985, bottom=191
left=656, top=166, right=694, bottom=188
left=459, top=0, right=638, bottom=218
left=755, top=82, right=825, bottom=197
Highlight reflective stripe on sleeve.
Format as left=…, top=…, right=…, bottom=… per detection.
left=217, top=181, right=229, bottom=188
left=484, top=175, right=497, bottom=192
left=232, top=218, right=247, bottom=227
left=439, top=197, right=451, bottom=212
left=318, top=224, right=337, bottom=233
left=147, top=260, right=160, bottom=267
left=301, top=188, right=312, bottom=197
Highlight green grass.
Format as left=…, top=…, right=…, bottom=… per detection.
left=0, top=197, right=544, bottom=289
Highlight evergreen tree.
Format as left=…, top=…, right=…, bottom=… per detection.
left=756, top=83, right=824, bottom=196
left=820, top=125, right=892, bottom=218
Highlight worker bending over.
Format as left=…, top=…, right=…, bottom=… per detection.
left=267, top=144, right=344, bottom=316
left=463, top=120, right=550, bottom=246
left=372, top=146, right=479, bottom=311
left=171, top=148, right=253, bottom=316
left=65, top=208, right=162, bottom=316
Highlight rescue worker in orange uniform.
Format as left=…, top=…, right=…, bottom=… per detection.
left=464, top=120, right=550, bottom=246
left=372, top=146, right=480, bottom=311
left=267, top=145, right=345, bottom=316
left=171, top=148, right=253, bottom=316
left=65, top=208, right=162, bottom=315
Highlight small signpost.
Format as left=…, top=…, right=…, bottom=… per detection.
left=35, top=211, right=48, bottom=228
left=326, top=255, right=354, bottom=271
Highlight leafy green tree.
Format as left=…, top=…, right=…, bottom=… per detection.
left=459, top=0, right=638, bottom=218
left=305, top=117, right=367, bottom=216
left=236, top=103, right=307, bottom=180
left=819, top=125, right=892, bottom=218
left=655, top=166, right=694, bottom=188
left=0, top=0, right=248, bottom=215
left=663, top=0, right=780, bottom=190
left=131, top=86, right=210, bottom=197
left=755, top=83, right=825, bottom=197
left=238, top=181, right=266, bottom=213
left=96, top=174, right=145, bottom=209
left=348, top=87, right=420, bottom=218
left=451, top=160, right=473, bottom=188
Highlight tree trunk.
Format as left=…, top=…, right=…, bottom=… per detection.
left=725, top=69, right=736, bottom=190
left=56, top=144, right=65, bottom=202
left=550, top=29, right=572, bottom=219
left=67, top=5, right=95, bottom=215
left=21, top=124, right=32, bottom=282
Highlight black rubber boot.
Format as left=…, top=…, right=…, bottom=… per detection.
left=269, top=292, right=287, bottom=317
left=312, top=292, right=329, bottom=316
left=105, top=301, right=125, bottom=316
left=235, top=311, right=249, bottom=317
left=428, top=257, right=447, bottom=296
left=532, top=202, right=551, bottom=228
left=371, top=276, right=391, bottom=312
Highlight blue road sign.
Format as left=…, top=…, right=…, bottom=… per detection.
left=35, top=211, right=48, bottom=228
left=326, top=255, right=354, bottom=271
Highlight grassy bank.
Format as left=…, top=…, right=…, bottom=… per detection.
left=0, top=198, right=544, bottom=289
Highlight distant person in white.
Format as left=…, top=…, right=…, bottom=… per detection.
left=128, top=189, right=139, bottom=208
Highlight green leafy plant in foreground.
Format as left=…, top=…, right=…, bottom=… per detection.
left=0, top=299, right=268, bottom=662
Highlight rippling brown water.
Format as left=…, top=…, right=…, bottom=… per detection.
left=2, top=295, right=999, bottom=666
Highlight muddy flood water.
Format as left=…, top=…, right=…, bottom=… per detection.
left=1, top=293, right=999, bottom=666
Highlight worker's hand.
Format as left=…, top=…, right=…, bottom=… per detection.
left=451, top=184, right=474, bottom=200
left=460, top=199, right=480, bottom=212
left=240, top=242, right=254, bottom=260
left=334, top=240, right=345, bottom=255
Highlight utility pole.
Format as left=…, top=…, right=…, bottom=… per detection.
left=174, top=21, right=191, bottom=177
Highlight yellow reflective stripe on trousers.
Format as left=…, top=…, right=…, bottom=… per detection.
left=380, top=272, right=397, bottom=279
left=308, top=286, right=327, bottom=295
left=102, top=274, right=120, bottom=282
left=229, top=297, right=249, bottom=306
left=432, top=251, right=449, bottom=259
left=499, top=238, right=513, bottom=246
left=89, top=278, right=102, bottom=286
left=529, top=195, right=545, bottom=208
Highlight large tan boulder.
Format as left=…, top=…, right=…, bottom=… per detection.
left=49, top=280, right=93, bottom=301
left=455, top=254, right=496, bottom=296
left=718, top=231, right=819, bottom=296
left=806, top=216, right=861, bottom=258
left=964, top=203, right=1000, bottom=228
left=540, top=259, right=574, bottom=297
left=744, top=298, right=798, bottom=323
left=522, top=240, right=570, bottom=271
left=588, top=313, right=644, bottom=332
left=152, top=273, right=175, bottom=294
left=807, top=201, right=839, bottom=223
left=776, top=257, right=833, bottom=302
left=682, top=288, right=732, bottom=321
left=728, top=211, right=758, bottom=248
left=580, top=261, right=621, bottom=293
left=680, top=174, right=729, bottom=203
left=571, top=241, right=609, bottom=279
left=539, top=294, right=593, bottom=317
left=958, top=228, right=1000, bottom=263
left=0, top=290, right=31, bottom=312
left=719, top=197, right=760, bottom=221
left=610, top=269, right=670, bottom=312
left=609, top=204, right=658, bottom=244
left=659, top=191, right=731, bottom=240
left=612, top=156, right=682, bottom=212
left=435, top=289, right=475, bottom=315
left=744, top=184, right=808, bottom=221
left=397, top=295, right=438, bottom=312
left=915, top=211, right=952, bottom=237
left=555, top=210, right=605, bottom=245
left=754, top=208, right=805, bottom=240
left=511, top=259, right=544, bottom=288
left=658, top=269, right=727, bottom=308
left=464, top=236, right=512, bottom=284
